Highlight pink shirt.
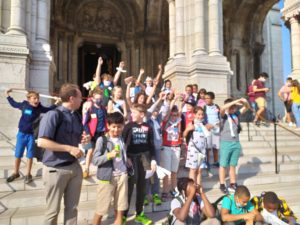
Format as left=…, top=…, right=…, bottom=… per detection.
left=279, top=84, right=291, bottom=101
left=197, top=99, right=206, bottom=108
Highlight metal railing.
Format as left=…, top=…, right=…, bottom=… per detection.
left=242, top=110, right=300, bottom=174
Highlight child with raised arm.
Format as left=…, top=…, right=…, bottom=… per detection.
left=107, top=86, right=128, bottom=119
left=94, top=59, right=125, bottom=107
left=184, top=106, right=210, bottom=185
left=92, top=112, right=128, bottom=225
left=6, top=89, right=57, bottom=184
left=161, top=96, right=183, bottom=201
left=219, top=98, right=250, bottom=194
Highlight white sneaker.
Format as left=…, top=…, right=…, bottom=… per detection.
left=289, top=122, right=294, bottom=127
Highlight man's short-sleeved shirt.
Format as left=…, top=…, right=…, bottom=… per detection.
left=38, top=106, right=83, bottom=167
left=222, top=194, right=254, bottom=225
left=253, top=80, right=266, bottom=98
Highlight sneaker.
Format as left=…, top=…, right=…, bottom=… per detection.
left=6, top=173, right=20, bottom=183
left=161, top=192, right=168, bottom=202
left=144, top=197, right=149, bottom=206
left=211, top=162, right=220, bottom=168
left=83, top=169, right=89, bottom=179
left=153, top=194, right=162, bottom=205
left=254, top=121, right=260, bottom=127
left=228, top=183, right=238, bottom=192
left=135, top=212, right=152, bottom=225
left=261, top=121, right=270, bottom=127
left=122, top=216, right=127, bottom=225
left=24, top=174, right=33, bottom=184
left=220, top=184, right=228, bottom=194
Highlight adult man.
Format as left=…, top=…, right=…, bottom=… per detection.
left=253, top=73, right=269, bottom=126
left=38, top=83, right=88, bottom=225
left=278, top=77, right=293, bottom=126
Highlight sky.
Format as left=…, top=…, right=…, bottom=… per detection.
left=279, top=0, right=292, bottom=78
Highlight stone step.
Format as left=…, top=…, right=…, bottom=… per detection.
left=238, top=151, right=300, bottom=164
left=1, top=178, right=300, bottom=210
left=240, top=146, right=299, bottom=155
left=1, top=167, right=298, bottom=193
left=0, top=147, right=15, bottom=157
left=240, top=139, right=300, bottom=148
left=1, top=182, right=299, bottom=225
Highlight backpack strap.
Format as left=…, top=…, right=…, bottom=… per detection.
left=100, top=135, right=108, bottom=155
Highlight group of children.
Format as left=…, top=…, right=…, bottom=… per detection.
left=5, top=57, right=298, bottom=225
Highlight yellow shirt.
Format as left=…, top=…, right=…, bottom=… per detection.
left=291, top=86, right=300, bottom=104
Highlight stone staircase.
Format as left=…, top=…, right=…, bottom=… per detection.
left=0, top=122, right=300, bottom=225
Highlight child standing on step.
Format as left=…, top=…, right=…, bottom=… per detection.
left=122, top=104, right=157, bottom=225
left=219, top=98, right=250, bottom=194
left=92, top=112, right=128, bottom=225
left=184, top=106, right=210, bottom=185
left=5, top=89, right=57, bottom=184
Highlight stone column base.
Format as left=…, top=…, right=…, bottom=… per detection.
left=0, top=34, right=29, bottom=138
left=164, top=55, right=232, bottom=105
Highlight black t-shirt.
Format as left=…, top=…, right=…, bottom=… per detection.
left=122, top=122, right=155, bottom=158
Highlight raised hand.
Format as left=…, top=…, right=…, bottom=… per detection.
left=98, top=57, right=103, bottom=65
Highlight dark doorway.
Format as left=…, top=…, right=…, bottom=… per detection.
left=78, top=43, right=121, bottom=97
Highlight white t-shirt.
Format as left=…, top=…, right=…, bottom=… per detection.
left=170, top=195, right=204, bottom=225
left=110, top=137, right=127, bottom=176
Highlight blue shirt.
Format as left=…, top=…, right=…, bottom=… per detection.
left=7, top=96, right=56, bottom=134
left=222, top=194, right=254, bottom=225
left=38, top=106, right=83, bottom=167
left=83, top=105, right=107, bottom=134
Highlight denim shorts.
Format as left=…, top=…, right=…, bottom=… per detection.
left=15, top=131, right=35, bottom=158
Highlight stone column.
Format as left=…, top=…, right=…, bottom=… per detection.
left=36, top=0, right=50, bottom=43
left=290, top=17, right=300, bottom=77
left=6, top=0, right=26, bottom=35
left=208, top=0, right=222, bottom=56
left=193, top=0, right=206, bottom=55
left=0, top=0, right=4, bottom=33
left=175, top=0, right=185, bottom=58
left=168, top=0, right=176, bottom=59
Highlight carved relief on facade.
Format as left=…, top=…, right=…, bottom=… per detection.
left=77, top=3, right=124, bottom=35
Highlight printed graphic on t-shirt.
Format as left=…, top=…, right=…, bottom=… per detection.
left=167, top=127, right=179, bottom=141
left=24, top=109, right=32, bottom=116
left=132, top=127, right=148, bottom=144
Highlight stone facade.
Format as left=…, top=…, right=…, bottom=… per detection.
left=0, top=0, right=300, bottom=137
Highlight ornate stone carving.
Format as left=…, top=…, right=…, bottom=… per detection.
left=77, top=3, right=124, bottom=35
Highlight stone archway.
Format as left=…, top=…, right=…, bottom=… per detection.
left=223, top=0, right=280, bottom=95
left=50, top=0, right=169, bottom=92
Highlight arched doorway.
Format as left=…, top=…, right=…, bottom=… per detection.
left=50, top=0, right=169, bottom=93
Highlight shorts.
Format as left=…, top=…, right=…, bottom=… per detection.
left=219, top=141, right=241, bottom=167
left=206, top=133, right=220, bottom=149
left=255, top=97, right=267, bottom=109
left=95, top=173, right=128, bottom=215
left=161, top=146, right=181, bottom=172
left=284, top=100, right=292, bottom=113
left=15, top=131, right=35, bottom=159
left=185, top=146, right=206, bottom=169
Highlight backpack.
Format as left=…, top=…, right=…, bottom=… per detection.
left=34, top=109, right=64, bottom=161
left=203, top=104, right=220, bottom=124
left=167, top=194, right=203, bottom=225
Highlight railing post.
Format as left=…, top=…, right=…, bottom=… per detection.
left=274, top=121, right=278, bottom=174
left=247, top=121, right=250, bottom=142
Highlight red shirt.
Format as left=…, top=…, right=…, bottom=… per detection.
left=185, top=111, right=194, bottom=126
left=162, top=120, right=182, bottom=146
left=253, top=80, right=266, bottom=98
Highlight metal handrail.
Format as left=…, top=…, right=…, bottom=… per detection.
left=248, top=115, right=300, bottom=174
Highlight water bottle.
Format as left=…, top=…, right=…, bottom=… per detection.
left=115, top=144, right=121, bottom=158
